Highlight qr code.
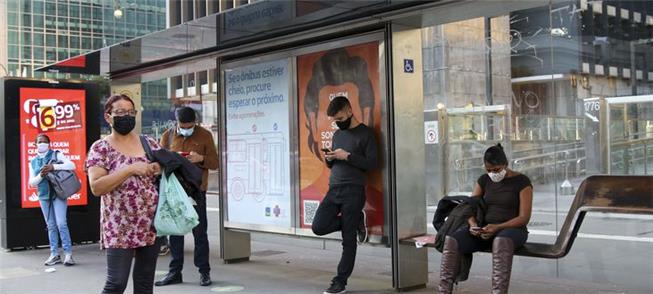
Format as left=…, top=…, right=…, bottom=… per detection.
left=303, top=200, right=320, bottom=225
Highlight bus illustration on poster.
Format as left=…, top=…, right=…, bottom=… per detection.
left=225, top=58, right=292, bottom=228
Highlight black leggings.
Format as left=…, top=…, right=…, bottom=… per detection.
left=450, top=226, right=528, bottom=254
left=102, top=240, right=160, bottom=294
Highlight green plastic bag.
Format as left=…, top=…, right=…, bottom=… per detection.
left=154, top=173, right=199, bottom=236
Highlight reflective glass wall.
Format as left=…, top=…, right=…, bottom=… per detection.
left=417, top=0, right=653, bottom=291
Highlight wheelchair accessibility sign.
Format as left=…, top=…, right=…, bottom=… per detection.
left=404, top=59, right=414, bottom=73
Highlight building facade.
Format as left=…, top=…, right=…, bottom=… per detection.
left=0, top=0, right=167, bottom=79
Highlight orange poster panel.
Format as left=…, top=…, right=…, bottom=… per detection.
left=20, top=88, right=88, bottom=208
left=297, top=41, right=384, bottom=235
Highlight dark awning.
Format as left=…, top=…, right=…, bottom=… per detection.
left=36, top=1, right=440, bottom=77
left=37, top=51, right=101, bottom=75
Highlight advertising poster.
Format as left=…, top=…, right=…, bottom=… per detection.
left=297, top=41, right=384, bottom=236
left=225, top=59, right=291, bottom=228
left=20, top=87, right=88, bottom=208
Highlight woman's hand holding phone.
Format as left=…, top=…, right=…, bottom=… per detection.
left=469, top=226, right=483, bottom=236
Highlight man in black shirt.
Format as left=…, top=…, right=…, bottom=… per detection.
left=311, top=96, right=378, bottom=294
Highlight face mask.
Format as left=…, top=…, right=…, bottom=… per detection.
left=488, top=169, right=507, bottom=183
left=112, top=115, right=136, bottom=135
left=37, top=143, right=50, bottom=154
left=178, top=126, right=195, bottom=137
left=336, top=115, right=353, bottom=130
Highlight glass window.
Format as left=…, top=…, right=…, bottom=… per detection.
left=57, top=20, right=67, bottom=31
left=33, top=33, right=44, bottom=46
left=21, top=65, right=32, bottom=77
left=33, top=1, right=45, bottom=14
left=93, top=38, right=103, bottom=49
left=57, top=50, right=68, bottom=61
left=21, top=32, right=31, bottom=46
left=46, top=2, right=56, bottom=15
left=58, top=35, right=69, bottom=47
left=70, top=4, right=79, bottom=18
left=8, top=45, right=19, bottom=59
left=8, top=13, right=18, bottom=26
left=82, top=37, right=92, bottom=49
left=92, top=7, right=101, bottom=19
left=45, top=15, right=55, bottom=28
left=33, top=14, right=44, bottom=28
left=46, top=48, right=56, bottom=61
left=81, top=6, right=91, bottom=18
left=22, top=46, right=31, bottom=59
left=69, top=20, right=80, bottom=32
left=58, top=3, right=68, bottom=17
left=7, top=64, right=18, bottom=76
left=7, top=0, right=18, bottom=11
left=33, top=47, right=44, bottom=60
left=46, top=34, right=56, bottom=47
left=8, top=31, right=19, bottom=44
left=70, top=36, right=80, bottom=48
left=21, top=14, right=31, bottom=27
left=21, top=0, right=32, bottom=13
left=412, top=1, right=653, bottom=292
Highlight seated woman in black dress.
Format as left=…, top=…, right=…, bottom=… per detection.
left=439, top=144, right=533, bottom=294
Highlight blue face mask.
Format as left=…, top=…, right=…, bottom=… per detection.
left=178, top=126, right=195, bottom=137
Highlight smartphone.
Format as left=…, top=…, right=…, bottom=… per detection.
left=321, top=148, right=331, bottom=153
left=470, top=226, right=483, bottom=232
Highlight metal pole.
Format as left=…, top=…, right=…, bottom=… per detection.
left=630, top=41, right=636, bottom=96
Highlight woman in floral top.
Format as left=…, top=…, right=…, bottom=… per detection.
left=86, top=94, right=162, bottom=294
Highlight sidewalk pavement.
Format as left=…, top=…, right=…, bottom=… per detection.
left=0, top=232, right=640, bottom=294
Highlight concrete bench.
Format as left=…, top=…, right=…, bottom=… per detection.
left=402, top=175, right=653, bottom=258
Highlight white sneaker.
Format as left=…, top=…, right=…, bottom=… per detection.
left=44, top=254, right=62, bottom=266
left=63, top=254, right=75, bottom=266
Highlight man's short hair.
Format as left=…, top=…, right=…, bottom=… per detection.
left=327, top=96, right=351, bottom=116
left=176, top=107, right=196, bottom=123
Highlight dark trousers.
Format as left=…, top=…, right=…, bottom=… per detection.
left=311, top=185, right=366, bottom=285
left=451, top=226, right=528, bottom=254
left=102, top=240, right=160, bottom=294
left=169, top=191, right=210, bottom=275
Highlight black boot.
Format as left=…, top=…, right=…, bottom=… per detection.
left=154, top=272, right=182, bottom=286
left=200, top=272, right=212, bottom=286
left=438, top=236, right=460, bottom=294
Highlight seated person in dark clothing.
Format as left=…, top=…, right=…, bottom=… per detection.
left=439, top=143, right=533, bottom=294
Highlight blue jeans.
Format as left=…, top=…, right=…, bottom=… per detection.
left=39, top=198, right=72, bottom=254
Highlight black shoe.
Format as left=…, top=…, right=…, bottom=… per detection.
left=323, top=281, right=346, bottom=294
left=154, top=272, right=182, bottom=286
left=200, top=272, right=212, bottom=286
left=158, top=244, right=170, bottom=256
left=357, top=210, right=368, bottom=244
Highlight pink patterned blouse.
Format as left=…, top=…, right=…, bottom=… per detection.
left=85, top=136, right=160, bottom=249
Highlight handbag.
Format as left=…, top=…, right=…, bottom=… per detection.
left=154, top=172, right=199, bottom=236
left=45, top=151, right=81, bottom=200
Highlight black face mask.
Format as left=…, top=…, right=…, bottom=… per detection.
left=112, top=115, right=136, bottom=135
left=336, top=115, right=353, bottom=130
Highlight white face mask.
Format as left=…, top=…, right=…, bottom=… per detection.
left=178, top=126, right=195, bottom=137
left=488, top=169, right=507, bottom=183
left=37, top=143, right=50, bottom=154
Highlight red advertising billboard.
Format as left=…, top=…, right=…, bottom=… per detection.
left=19, top=88, right=88, bottom=208
left=297, top=41, right=384, bottom=236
